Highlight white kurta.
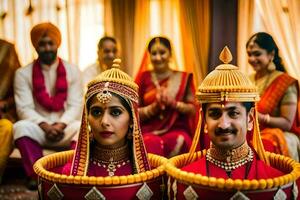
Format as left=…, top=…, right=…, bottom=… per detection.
left=13, top=59, right=83, bottom=147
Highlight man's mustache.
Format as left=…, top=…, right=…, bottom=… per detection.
left=215, top=127, right=237, bottom=135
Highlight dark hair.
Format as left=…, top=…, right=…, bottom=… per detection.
left=87, top=92, right=132, bottom=119
left=97, top=36, right=117, bottom=50
left=147, top=36, right=172, bottom=53
left=202, top=102, right=254, bottom=115
left=246, top=32, right=285, bottom=72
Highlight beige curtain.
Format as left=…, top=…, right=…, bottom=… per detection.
left=237, top=0, right=255, bottom=75
left=104, top=0, right=136, bottom=75
left=132, top=1, right=150, bottom=76
left=255, top=0, right=300, bottom=80
left=178, top=0, right=210, bottom=86
left=0, top=0, right=104, bottom=70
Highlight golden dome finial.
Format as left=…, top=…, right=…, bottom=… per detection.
left=219, top=46, right=232, bottom=64
left=112, top=58, right=121, bottom=68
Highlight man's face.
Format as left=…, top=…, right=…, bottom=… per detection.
left=36, top=35, right=58, bottom=65
left=97, top=40, right=117, bottom=69
left=205, top=102, right=253, bottom=150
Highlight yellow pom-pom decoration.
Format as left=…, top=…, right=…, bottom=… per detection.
left=242, top=179, right=251, bottom=190
left=250, top=180, right=259, bottom=190
left=234, top=179, right=243, bottom=190
left=216, top=178, right=225, bottom=189
left=112, top=176, right=120, bottom=185
left=258, top=179, right=267, bottom=189
left=225, top=179, right=234, bottom=189
left=104, top=177, right=112, bottom=185
left=96, top=177, right=104, bottom=185
left=208, top=177, right=217, bottom=187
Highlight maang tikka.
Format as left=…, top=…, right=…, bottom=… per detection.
left=96, top=82, right=112, bottom=104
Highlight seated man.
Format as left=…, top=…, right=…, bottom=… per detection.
left=13, top=22, right=82, bottom=190
left=166, top=47, right=299, bottom=200
left=0, top=39, right=21, bottom=183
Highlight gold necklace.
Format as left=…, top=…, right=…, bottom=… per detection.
left=91, top=143, right=130, bottom=176
left=91, top=157, right=130, bottom=176
left=206, top=142, right=253, bottom=172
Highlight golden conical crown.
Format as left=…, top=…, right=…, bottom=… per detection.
left=88, top=59, right=138, bottom=92
left=197, top=46, right=259, bottom=103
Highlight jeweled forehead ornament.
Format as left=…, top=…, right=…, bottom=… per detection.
left=96, top=82, right=112, bottom=104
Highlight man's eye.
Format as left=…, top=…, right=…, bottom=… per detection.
left=208, top=110, right=222, bottom=119
left=228, top=111, right=240, bottom=118
left=90, top=108, right=102, bottom=117
left=111, top=109, right=122, bottom=116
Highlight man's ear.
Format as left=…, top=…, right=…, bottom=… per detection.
left=247, top=107, right=254, bottom=131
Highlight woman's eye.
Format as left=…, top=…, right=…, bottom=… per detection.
left=111, top=109, right=122, bottom=116
left=90, top=108, right=102, bottom=117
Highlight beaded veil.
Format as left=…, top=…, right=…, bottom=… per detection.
left=70, top=59, right=150, bottom=176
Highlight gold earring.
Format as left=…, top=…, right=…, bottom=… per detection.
left=88, top=124, right=91, bottom=132
left=204, top=124, right=208, bottom=134
left=267, top=60, right=276, bottom=71
left=127, top=124, right=133, bottom=139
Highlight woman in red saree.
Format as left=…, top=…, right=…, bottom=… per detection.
left=135, top=37, right=197, bottom=158
left=246, top=32, right=300, bottom=161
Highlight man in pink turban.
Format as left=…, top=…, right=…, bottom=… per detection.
left=13, top=22, right=83, bottom=190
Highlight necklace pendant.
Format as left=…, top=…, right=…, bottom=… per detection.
left=108, top=171, right=115, bottom=176
left=226, top=156, right=231, bottom=163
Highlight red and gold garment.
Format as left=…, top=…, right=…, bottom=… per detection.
left=257, top=73, right=300, bottom=156
left=174, top=153, right=292, bottom=200
left=136, top=70, right=196, bottom=157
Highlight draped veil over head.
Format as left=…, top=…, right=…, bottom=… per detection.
left=71, top=59, right=150, bottom=176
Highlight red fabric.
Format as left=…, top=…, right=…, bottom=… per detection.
left=15, top=136, right=43, bottom=178
left=136, top=71, right=195, bottom=157
left=40, top=176, right=163, bottom=200
left=174, top=153, right=293, bottom=200
left=32, top=58, right=67, bottom=112
left=182, top=153, right=283, bottom=179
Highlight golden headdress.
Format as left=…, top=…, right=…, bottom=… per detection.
left=187, top=46, right=267, bottom=165
left=71, top=59, right=150, bottom=176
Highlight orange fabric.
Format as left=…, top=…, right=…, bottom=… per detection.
left=257, top=73, right=296, bottom=114
left=261, top=128, right=289, bottom=156
left=30, top=22, right=61, bottom=48
left=258, top=73, right=299, bottom=156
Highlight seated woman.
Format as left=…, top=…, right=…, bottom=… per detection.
left=165, top=47, right=300, bottom=200
left=135, top=36, right=197, bottom=157
left=34, top=59, right=166, bottom=199
left=246, top=32, right=300, bottom=161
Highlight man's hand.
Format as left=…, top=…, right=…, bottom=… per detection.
left=39, top=122, right=65, bottom=142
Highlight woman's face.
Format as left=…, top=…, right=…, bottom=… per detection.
left=246, top=41, right=273, bottom=73
left=149, top=43, right=171, bottom=73
left=88, top=94, right=131, bottom=147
